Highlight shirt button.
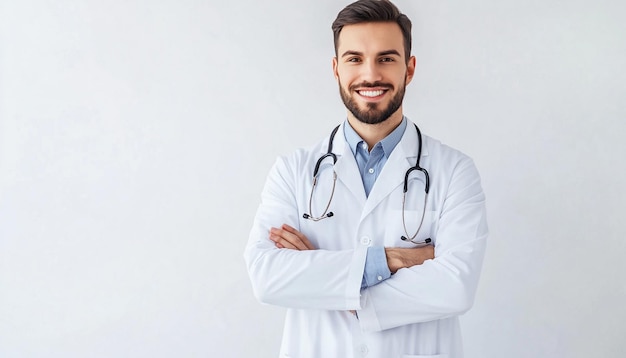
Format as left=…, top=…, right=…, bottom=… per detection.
left=360, top=237, right=371, bottom=246
left=377, top=275, right=383, bottom=281
left=368, top=168, right=374, bottom=174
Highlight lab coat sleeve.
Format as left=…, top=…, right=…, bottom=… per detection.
left=244, top=154, right=368, bottom=310
left=357, top=157, right=488, bottom=332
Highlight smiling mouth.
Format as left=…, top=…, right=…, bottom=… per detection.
left=357, top=89, right=386, bottom=97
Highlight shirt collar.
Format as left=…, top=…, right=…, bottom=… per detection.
left=344, top=116, right=407, bottom=158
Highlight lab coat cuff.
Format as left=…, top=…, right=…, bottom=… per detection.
left=357, top=289, right=381, bottom=332
left=346, top=245, right=369, bottom=308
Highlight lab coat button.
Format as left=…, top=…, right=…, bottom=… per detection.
left=359, top=344, right=369, bottom=356
left=360, top=237, right=371, bottom=246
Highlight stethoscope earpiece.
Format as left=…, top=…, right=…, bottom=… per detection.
left=303, top=212, right=333, bottom=220
left=401, top=236, right=432, bottom=245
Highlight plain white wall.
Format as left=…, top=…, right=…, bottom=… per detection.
left=1, top=0, right=624, bottom=357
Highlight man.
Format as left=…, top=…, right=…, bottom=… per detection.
left=244, top=0, right=487, bottom=357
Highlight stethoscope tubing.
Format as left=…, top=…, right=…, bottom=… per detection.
left=304, top=122, right=431, bottom=245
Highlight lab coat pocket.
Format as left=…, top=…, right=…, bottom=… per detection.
left=401, top=355, right=448, bottom=358
left=385, top=209, right=436, bottom=248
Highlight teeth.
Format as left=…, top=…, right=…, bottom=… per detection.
left=359, top=90, right=384, bottom=97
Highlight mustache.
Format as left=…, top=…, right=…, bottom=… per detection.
left=349, top=81, right=393, bottom=91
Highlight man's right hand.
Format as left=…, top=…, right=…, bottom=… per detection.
left=385, top=246, right=435, bottom=274
left=269, top=224, right=316, bottom=251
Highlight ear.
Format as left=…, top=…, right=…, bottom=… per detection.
left=405, top=56, right=416, bottom=85
left=332, top=57, right=339, bottom=80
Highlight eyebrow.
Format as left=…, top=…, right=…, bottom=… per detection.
left=340, top=49, right=402, bottom=58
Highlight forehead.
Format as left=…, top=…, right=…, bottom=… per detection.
left=337, top=22, right=405, bottom=57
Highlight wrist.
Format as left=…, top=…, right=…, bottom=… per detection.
left=384, top=248, right=404, bottom=274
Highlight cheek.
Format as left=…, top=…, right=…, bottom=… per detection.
left=336, top=68, right=357, bottom=84
left=336, top=75, right=353, bottom=92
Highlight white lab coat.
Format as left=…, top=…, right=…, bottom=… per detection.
left=244, top=120, right=487, bottom=358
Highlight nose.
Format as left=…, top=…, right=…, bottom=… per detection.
left=360, top=60, right=383, bottom=83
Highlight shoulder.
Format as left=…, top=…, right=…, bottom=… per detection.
left=272, top=133, right=331, bottom=176
left=421, top=134, right=481, bottom=184
left=423, top=135, right=472, bottom=163
left=404, top=119, right=472, bottom=165
left=423, top=137, right=484, bottom=202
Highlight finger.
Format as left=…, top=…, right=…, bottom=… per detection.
left=281, top=224, right=315, bottom=250
left=280, top=230, right=309, bottom=250
left=269, top=228, right=305, bottom=250
left=271, top=227, right=309, bottom=251
left=270, top=233, right=298, bottom=250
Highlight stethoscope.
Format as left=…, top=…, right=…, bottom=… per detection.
left=302, top=123, right=432, bottom=245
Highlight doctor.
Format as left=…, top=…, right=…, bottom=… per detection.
left=244, top=0, right=487, bottom=357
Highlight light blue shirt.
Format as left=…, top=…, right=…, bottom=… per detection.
left=344, top=117, right=407, bottom=289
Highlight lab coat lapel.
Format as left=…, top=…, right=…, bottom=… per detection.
left=329, top=124, right=367, bottom=206
left=361, top=122, right=427, bottom=220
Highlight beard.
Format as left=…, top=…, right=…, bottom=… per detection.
left=338, top=78, right=406, bottom=125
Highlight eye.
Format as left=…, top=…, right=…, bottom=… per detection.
left=379, top=57, right=395, bottom=63
left=347, top=57, right=361, bottom=63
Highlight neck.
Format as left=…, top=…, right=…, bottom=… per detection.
left=346, top=109, right=404, bottom=148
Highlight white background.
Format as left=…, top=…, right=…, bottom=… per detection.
left=1, top=0, right=625, bottom=357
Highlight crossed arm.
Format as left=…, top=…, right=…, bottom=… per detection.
left=247, top=154, right=487, bottom=331
left=269, top=224, right=434, bottom=274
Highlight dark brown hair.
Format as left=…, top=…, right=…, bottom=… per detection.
left=331, top=0, right=412, bottom=61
